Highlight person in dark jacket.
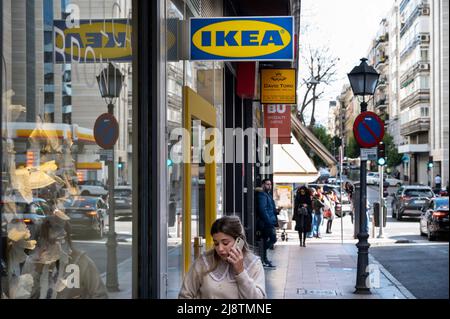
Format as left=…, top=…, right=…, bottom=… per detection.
left=293, top=186, right=313, bottom=247
left=255, top=179, right=278, bottom=267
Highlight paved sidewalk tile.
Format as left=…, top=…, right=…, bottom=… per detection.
left=265, top=230, right=415, bottom=299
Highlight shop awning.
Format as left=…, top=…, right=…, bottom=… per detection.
left=291, top=115, right=338, bottom=176
left=272, top=135, right=319, bottom=184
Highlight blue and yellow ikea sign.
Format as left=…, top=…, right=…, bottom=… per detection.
left=190, top=16, right=294, bottom=61
left=54, top=19, right=132, bottom=63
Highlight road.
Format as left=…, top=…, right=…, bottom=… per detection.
left=71, top=219, right=132, bottom=275
left=367, top=185, right=449, bottom=299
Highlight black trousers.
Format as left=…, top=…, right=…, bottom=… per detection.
left=298, top=231, right=307, bottom=245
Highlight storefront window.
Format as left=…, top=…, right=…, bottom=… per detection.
left=1, top=0, right=133, bottom=299
left=165, top=0, right=223, bottom=298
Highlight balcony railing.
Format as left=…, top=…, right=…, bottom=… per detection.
left=400, top=117, right=430, bottom=136
left=375, top=55, right=388, bottom=68
left=400, top=61, right=430, bottom=87
left=400, top=89, right=430, bottom=110
left=400, top=3, right=430, bottom=37
left=400, top=33, right=430, bottom=61
left=375, top=99, right=388, bottom=110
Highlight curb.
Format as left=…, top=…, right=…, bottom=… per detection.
left=369, top=253, right=416, bottom=299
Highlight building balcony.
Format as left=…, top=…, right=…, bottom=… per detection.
left=400, top=33, right=430, bottom=61
left=375, top=33, right=389, bottom=49
left=375, top=55, right=389, bottom=68
left=398, top=143, right=430, bottom=154
left=400, top=89, right=430, bottom=110
left=400, top=61, right=430, bottom=86
left=400, top=3, right=430, bottom=37
left=400, top=117, right=430, bottom=136
left=377, top=76, right=388, bottom=89
left=375, top=98, right=389, bottom=111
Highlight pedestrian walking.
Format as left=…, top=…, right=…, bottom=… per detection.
left=311, top=188, right=325, bottom=238
left=254, top=179, right=278, bottom=267
left=323, top=190, right=336, bottom=234
left=179, top=216, right=266, bottom=299
left=293, top=186, right=313, bottom=247
left=435, top=174, right=442, bottom=190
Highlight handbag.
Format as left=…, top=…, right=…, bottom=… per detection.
left=323, top=208, right=332, bottom=219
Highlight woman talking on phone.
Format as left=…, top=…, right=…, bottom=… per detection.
left=179, top=216, right=266, bottom=299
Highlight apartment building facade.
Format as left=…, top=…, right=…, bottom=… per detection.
left=397, top=0, right=432, bottom=185
left=430, top=0, right=449, bottom=187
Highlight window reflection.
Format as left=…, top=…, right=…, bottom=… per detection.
left=2, top=0, right=133, bottom=299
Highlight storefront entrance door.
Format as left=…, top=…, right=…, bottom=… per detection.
left=182, top=87, right=217, bottom=274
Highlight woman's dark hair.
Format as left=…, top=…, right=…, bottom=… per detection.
left=205, top=216, right=249, bottom=274
left=210, top=216, right=248, bottom=251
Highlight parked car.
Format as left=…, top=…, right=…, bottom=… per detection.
left=384, top=175, right=403, bottom=187
left=391, top=185, right=435, bottom=220
left=114, top=186, right=132, bottom=216
left=419, top=197, right=449, bottom=241
left=78, top=180, right=108, bottom=197
left=366, top=172, right=380, bottom=185
left=63, top=196, right=108, bottom=238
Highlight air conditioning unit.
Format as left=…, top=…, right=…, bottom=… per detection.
left=421, top=7, right=430, bottom=15
left=419, top=63, right=430, bottom=71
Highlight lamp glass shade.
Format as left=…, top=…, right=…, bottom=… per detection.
left=347, top=58, right=380, bottom=96
left=96, top=63, right=124, bottom=99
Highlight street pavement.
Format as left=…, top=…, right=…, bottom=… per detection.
left=66, top=186, right=448, bottom=299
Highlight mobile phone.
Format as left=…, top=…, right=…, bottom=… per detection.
left=233, top=237, right=244, bottom=251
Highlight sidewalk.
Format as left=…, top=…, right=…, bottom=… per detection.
left=100, top=258, right=132, bottom=299
left=264, top=216, right=416, bottom=299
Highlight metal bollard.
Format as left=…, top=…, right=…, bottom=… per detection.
left=194, top=236, right=203, bottom=259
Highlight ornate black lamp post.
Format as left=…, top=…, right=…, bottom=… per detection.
left=347, top=58, right=379, bottom=294
left=97, top=62, right=124, bottom=292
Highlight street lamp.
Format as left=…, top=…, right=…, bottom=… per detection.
left=347, top=58, right=380, bottom=294
left=97, top=62, right=124, bottom=292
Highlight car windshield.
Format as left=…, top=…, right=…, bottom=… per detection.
left=435, top=198, right=449, bottom=210
left=63, top=197, right=97, bottom=209
left=115, top=189, right=131, bottom=197
left=404, top=189, right=434, bottom=197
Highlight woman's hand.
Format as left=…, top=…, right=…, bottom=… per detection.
left=227, top=247, right=244, bottom=275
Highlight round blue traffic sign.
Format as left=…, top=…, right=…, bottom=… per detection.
left=94, top=113, right=119, bottom=149
left=353, top=111, right=385, bottom=148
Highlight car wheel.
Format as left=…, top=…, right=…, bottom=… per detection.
left=396, top=183, right=402, bottom=187
left=81, top=191, right=90, bottom=196
left=419, top=223, right=426, bottom=236
left=427, top=229, right=436, bottom=241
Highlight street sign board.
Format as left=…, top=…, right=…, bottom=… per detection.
left=353, top=111, right=385, bottom=148
left=189, top=16, right=294, bottom=61
left=401, top=154, right=410, bottom=163
left=360, top=147, right=377, bottom=161
left=94, top=113, right=119, bottom=149
left=260, top=69, right=296, bottom=104
left=97, top=149, right=113, bottom=161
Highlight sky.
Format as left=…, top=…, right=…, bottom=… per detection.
left=298, top=0, right=394, bottom=128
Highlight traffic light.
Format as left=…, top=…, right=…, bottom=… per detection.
left=377, top=142, right=386, bottom=166
left=427, top=156, right=433, bottom=170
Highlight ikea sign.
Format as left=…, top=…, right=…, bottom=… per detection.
left=190, top=16, right=294, bottom=61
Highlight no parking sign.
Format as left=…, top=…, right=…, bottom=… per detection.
left=353, top=111, right=384, bottom=148
left=94, top=113, right=119, bottom=149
